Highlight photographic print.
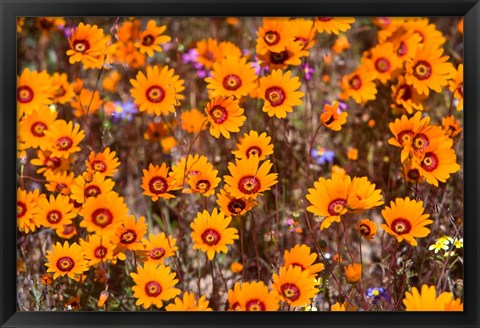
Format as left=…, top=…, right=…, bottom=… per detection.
left=16, top=16, right=464, bottom=312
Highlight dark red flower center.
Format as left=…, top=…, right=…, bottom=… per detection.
left=149, top=247, right=166, bottom=260
left=238, top=175, right=261, bottom=195
left=145, top=281, right=162, bottom=297
left=73, top=40, right=90, bottom=53
left=397, top=41, right=408, bottom=56
left=270, top=51, right=289, bottom=65
left=223, top=74, right=242, bottom=91
left=62, top=224, right=75, bottom=235
left=47, top=210, right=62, bottom=224
left=290, top=262, right=305, bottom=270
left=375, top=58, right=391, bottom=73
left=91, top=208, right=114, bottom=228
left=146, top=85, right=165, bottom=103
left=265, top=86, right=285, bottom=107
left=359, top=224, right=371, bottom=236
left=149, top=176, right=168, bottom=194
left=328, top=198, right=347, bottom=216
left=31, top=122, right=48, bottom=137
left=209, top=105, right=228, bottom=124
left=407, top=168, right=421, bottom=181
left=195, top=180, right=211, bottom=192
left=397, top=130, right=414, bottom=145
left=85, top=185, right=101, bottom=198
left=391, top=218, right=412, bottom=235
left=91, top=160, right=107, bottom=173
left=120, top=229, right=137, bottom=244
left=397, top=84, right=412, bottom=101
left=412, top=133, right=429, bottom=152
left=17, top=201, right=26, bottom=217
left=317, top=17, right=333, bottom=22
left=55, top=86, right=66, bottom=97
left=246, top=146, right=262, bottom=158
left=94, top=246, right=108, bottom=259
left=245, top=299, right=266, bottom=311
left=56, top=256, right=75, bottom=272
left=17, top=86, right=34, bottom=103
left=413, top=60, right=432, bottom=80
left=56, top=137, right=73, bottom=151
left=142, top=34, right=155, bottom=46
left=281, top=283, right=300, bottom=301
left=421, top=152, right=439, bottom=172
left=349, top=75, right=362, bottom=90
left=44, top=156, right=61, bottom=169
left=201, top=228, right=221, bottom=246
left=264, top=31, right=280, bottom=46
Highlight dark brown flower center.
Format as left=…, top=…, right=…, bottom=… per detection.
left=209, top=105, right=228, bottom=124
left=62, top=224, right=75, bottom=235
left=195, top=180, right=211, bottom=192
left=149, top=176, right=168, bottom=194
left=91, top=160, right=107, bottom=173
left=146, top=86, right=165, bottom=103
left=328, top=198, right=347, bottom=216
left=45, top=156, right=61, bottom=168
left=281, top=283, right=300, bottom=301
left=144, top=281, right=162, bottom=297
left=223, top=74, right=242, bottom=91
left=142, top=34, right=155, bottom=46
left=413, top=60, right=432, bottom=80
left=55, top=86, right=66, bottom=97
left=270, top=51, right=289, bottom=64
left=397, top=85, right=412, bottom=101
left=91, top=209, right=114, bottom=228
left=17, top=86, right=34, bottom=103
left=391, top=218, right=412, bottom=235
left=407, top=168, right=421, bottom=181
left=31, top=122, right=47, bottom=137
left=227, top=198, right=246, bottom=214
left=201, top=228, right=221, bottom=246
left=359, top=224, right=371, bottom=236
left=238, top=175, right=261, bottom=195
left=56, top=256, right=75, bottom=272
left=264, top=31, right=280, bottom=46
left=317, top=17, right=333, bottom=22
left=265, top=87, right=285, bottom=107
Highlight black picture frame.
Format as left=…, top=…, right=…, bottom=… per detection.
left=1, top=1, right=479, bottom=327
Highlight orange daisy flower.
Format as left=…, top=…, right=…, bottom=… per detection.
left=180, top=109, right=208, bottom=133
left=205, top=96, right=246, bottom=139
left=44, top=170, right=75, bottom=195
left=113, top=215, right=148, bottom=252
left=142, top=163, right=180, bottom=200
left=257, top=41, right=308, bottom=70
left=256, top=17, right=296, bottom=55
left=80, top=192, right=128, bottom=234
left=272, top=265, right=319, bottom=307
left=135, top=19, right=171, bottom=57
left=339, top=66, right=377, bottom=104
left=258, top=69, right=304, bottom=119
left=51, top=72, right=75, bottom=104
left=364, top=42, right=401, bottom=84
left=30, top=150, right=70, bottom=175
left=320, top=101, right=348, bottom=131
left=18, top=106, right=58, bottom=150
left=17, top=188, right=44, bottom=233
left=37, top=194, right=76, bottom=230
left=17, top=68, right=53, bottom=118
left=130, top=65, right=185, bottom=116
left=184, top=165, right=221, bottom=197
left=391, top=76, right=426, bottom=114
left=283, top=244, right=324, bottom=277
left=45, top=241, right=89, bottom=279
left=44, top=120, right=84, bottom=159
left=314, top=17, right=355, bottom=35
left=205, top=56, right=258, bottom=99
left=66, top=23, right=111, bottom=69
left=70, top=171, right=115, bottom=204
left=71, top=89, right=103, bottom=117
left=86, top=147, right=120, bottom=177
left=231, top=130, right=274, bottom=161
left=141, top=232, right=178, bottom=264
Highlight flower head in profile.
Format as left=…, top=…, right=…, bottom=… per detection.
left=344, top=263, right=362, bottom=284
left=320, top=101, right=348, bottom=131
left=190, top=208, right=239, bottom=260
left=357, top=218, right=378, bottom=240
left=216, top=189, right=257, bottom=217
left=314, top=17, right=355, bottom=34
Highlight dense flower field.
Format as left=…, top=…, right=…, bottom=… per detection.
left=16, top=16, right=464, bottom=312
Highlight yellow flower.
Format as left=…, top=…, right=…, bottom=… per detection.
left=363, top=42, right=402, bottom=84
left=51, top=72, right=74, bottom=104
left=314, top=17, right=355, bottom=34
left=36, top=194, right=75, bottom=230
left=232, top=130, right=274, bottom=161
left=283, top=244, right=324, bottom=277
left=183, top=165, right=221, bottom=197
left=70, top=171, right=115, bottom=204
left=86, top=147, right=120, bottom=177
left=166, top=292, right=212, bottom=311
left=17, top=68, right=53, bottom=118
left=45, top=241, right=89, bottom=279
left=256, top=18, right=296, bottom=55
left=130, top=262, right=181, bottom=309
left=357, top=219, right=378, bottom=240
left=80, top=234, right=116, bottom=267
left=142, top=163, right=180, bottom=200
left=141, top=233, right=178, bottom=264
left=339, top=66, right=377, bottom=104
left=43, top=120, right=85, bottom=159
left=18, top=106, right=58, bottom=150
left=190, top=208, right=239, bottom=260
left=344, top=263, right=362, bottom=283
left=229, top=281, right=280, bottom=311
left=80, top=192, right=128, bottom=234
left=113, top=215, right=148, bottom=252
left=66, top=23, right=111, bottom=69
left=17, top=188, right=44, bottom=234
left=216, top=189, right=257, bottom=217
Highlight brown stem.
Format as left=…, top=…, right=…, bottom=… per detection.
left=249, top=211, right=261, bottom=281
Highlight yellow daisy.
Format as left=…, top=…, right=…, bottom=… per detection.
left=142, top=163, right=180, bottom=200
left=256, top=17, right=296, bottom=55
left=205, top=96, right=246, bottom=139
left=80, top=192, right=128, bottom=234
left=70, top=171, right=115, bottom=204
left=166, top=292, right=212, bottom=311
left=17, top=68, right=53, bottom=118
left=135, top=19, right=171, bottom=57
left=283, top=244, right=325, bottom=277
left=43, top=120, right=85, bottom=159
left=231, top=130, right=274, bottom=161
left=86, top=147, right=120, bottom=177
left=272, top=265, right=319, bottom=307
left=18, top=106, right=58, bottom=150
left=37, top=194, right=75, bottom=230
left=45, top=241, right=89, bottom=279
left=141, top=232, right=178, bottom=264
left=216, top=189, right=257, bottom=217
